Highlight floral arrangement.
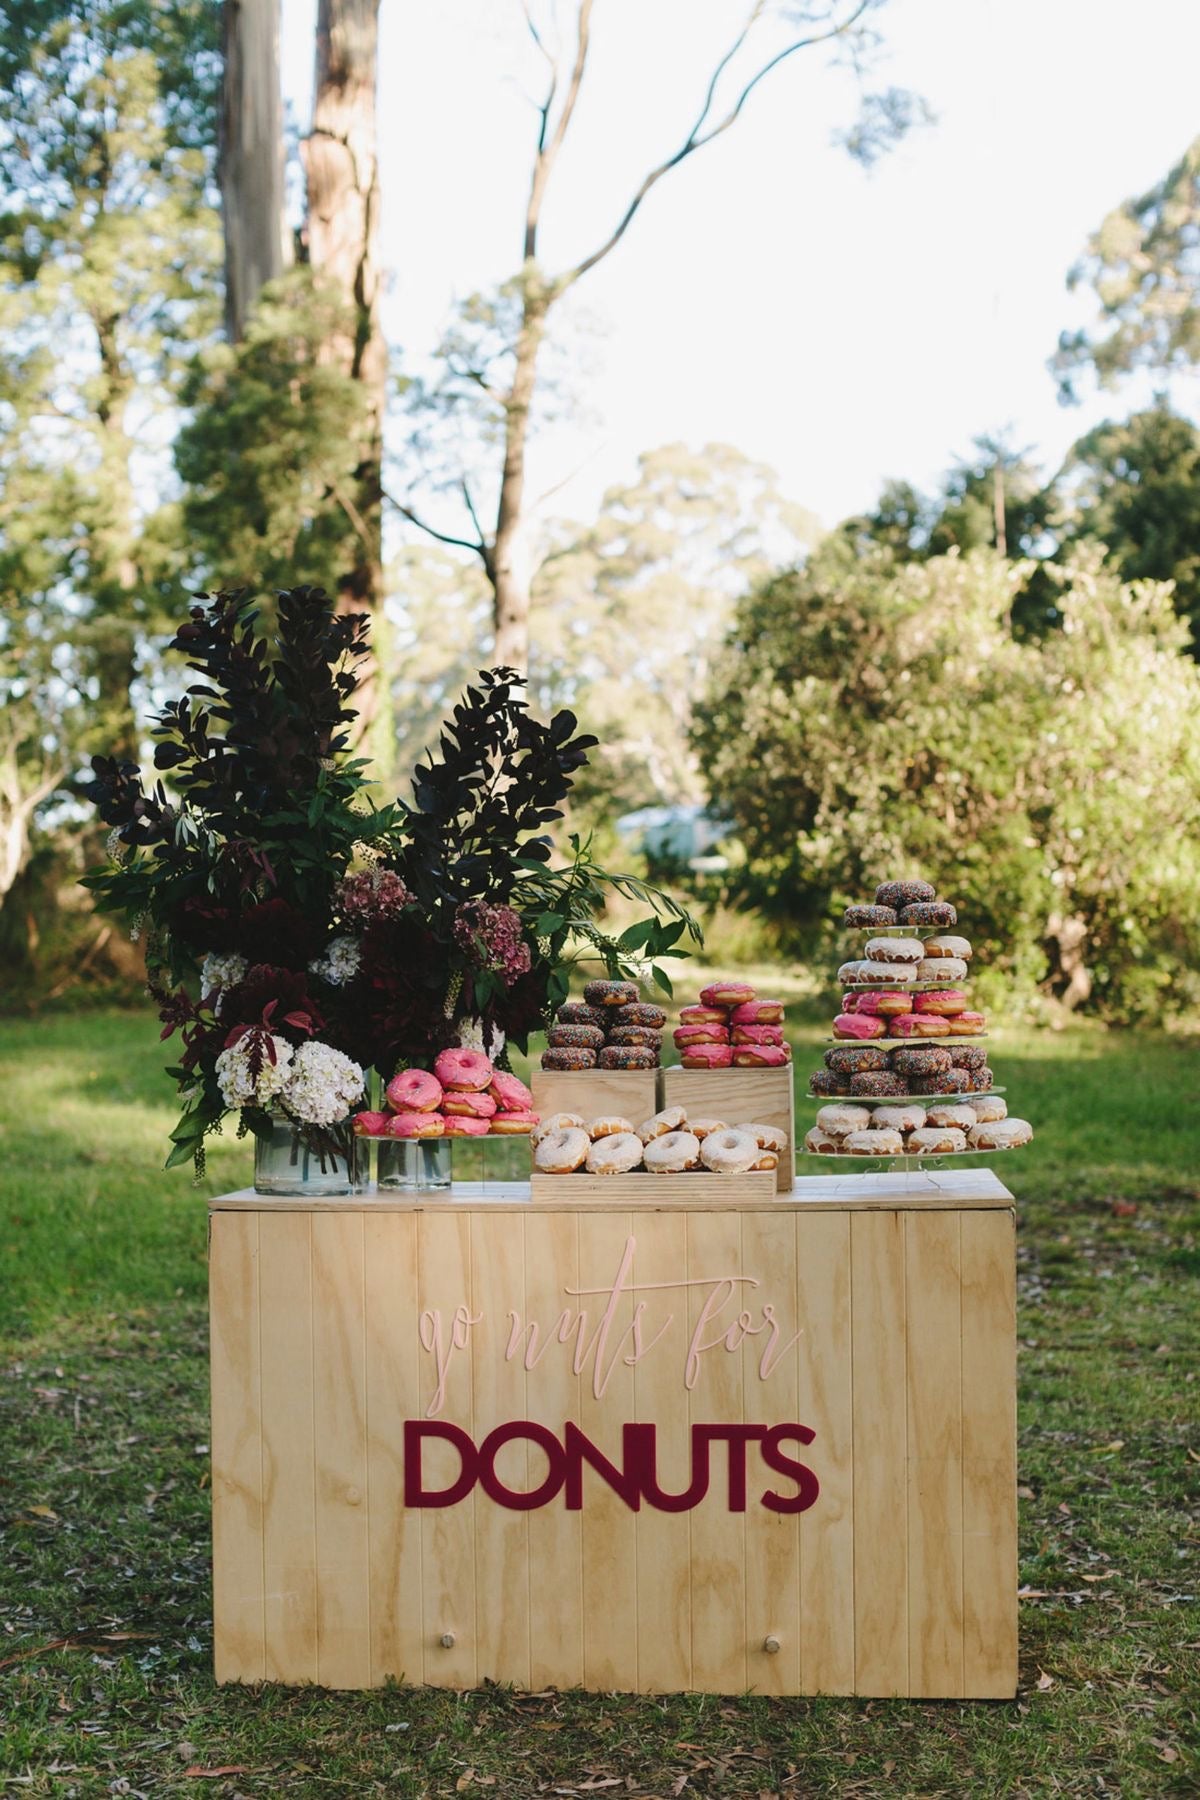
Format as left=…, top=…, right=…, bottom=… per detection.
left=83, top=586, right=699, bottom=1172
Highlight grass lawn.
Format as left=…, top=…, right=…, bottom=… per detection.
left=1, top=1005, right=1197, bottom=1797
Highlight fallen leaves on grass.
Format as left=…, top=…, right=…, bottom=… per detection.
left=182, top=1768, right=250, bottom=1780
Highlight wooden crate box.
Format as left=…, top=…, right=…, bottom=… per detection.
left=531, top=1067, right=659, bottom=1132
left=661, top=1064, right=795, bottom=1193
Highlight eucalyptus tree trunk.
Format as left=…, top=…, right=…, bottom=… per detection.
left=219, top=0, right=291, bottom=342
left=492, top=292, right=548, bottom=671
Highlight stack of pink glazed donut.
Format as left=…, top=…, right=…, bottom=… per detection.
left=352, top=1050, right=539, bottom=1139
left=672, top=981, right=791, bottom=1069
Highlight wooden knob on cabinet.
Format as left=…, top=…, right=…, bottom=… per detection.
left=440, top=1631, right=456, bottom=1649
left=763, top=1634, right=781, bottom=1655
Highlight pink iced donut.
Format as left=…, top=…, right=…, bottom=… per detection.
left=443, top=1087, right=497, bottom=1118
left=385, top=1110, right=446, bottom=1138
left=490, top=1110, right=539, bottom=1135
left=442, top=1114, right=490, bottom=1137
left=833, top=1012, right=885, bottom=1040
left=700, top=981, right=756, bottom=1008
left=386, top=1068, right=443, bottom=1113
left=489, top=1070, right=533, bottom=1113
left=679, top=1004, right=729, bottom=1025
left=732, top=1044, right=790, bottom=1067
left=673, top=1024, right=730, bottom=1047
left=434, top=1047, right=494, bottom=1091
left=888, top=1013, right=950, bottom=1038
left=731, top=1023, right=784, bottom=1046
left=730, top=999, right=784, bottom=1025
left=680, top=1043, right=734, bottom=1069
left=351, top=1110, right=391, bottom=1137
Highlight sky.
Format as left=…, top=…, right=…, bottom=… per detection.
left=280, top=0, right=1200, bottom=534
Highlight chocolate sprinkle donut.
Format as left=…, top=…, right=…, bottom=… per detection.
left=557, top=1001, right=608, bottom=1028
left=964, top=1066, right=995, bottom=1092
left=911, top=1069, right=963, bottom=1096
left=875, top=879, right=936, bottom=910
left=843, top=903, right=898, bottom=928
left=610, top=1002, right=668, bottom=1030
left=809, top=1069, right=850, bottom=1097
left=849, top=1071, right=908, bottom=1098
left=891, top=1046, right=954, bottom=1079
left=825, top=1044, right=890, bottom=1075
left=949, top=1045, right=988, bottom=1072
left=583, top=979, right=639, bottom=1007
left=541, top=1047, right=598, bottom=1071
left=598, top=1045, right=657, bottom=1070
left=548, top=1023, right=605, bottom=1050
left=607, top=1025, right=663, bottom=1049
left=899, top=900, right=957, bottom=927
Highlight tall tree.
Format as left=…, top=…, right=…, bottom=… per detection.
left=395, top=0, right=928, bottom=674
left=219, top=0, right=291, bottom=341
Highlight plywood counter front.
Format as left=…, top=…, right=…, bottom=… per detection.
left=209, top=1173, right=1017, bottom=1697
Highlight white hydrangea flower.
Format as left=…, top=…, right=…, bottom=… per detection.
left=309, top=936, right=362, bottom=987
left=457, top=1018, right=506, bottom=1058
left=282, top=1040, right=365, bottom=1127
left=215, top=1033, right=294, bottom=1109
left=200, top=951, right=248, bottom=1005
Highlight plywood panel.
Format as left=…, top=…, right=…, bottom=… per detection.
left=740, top=1213, right=801, bottom=1696
left=905, top=1211, right=963, bottom=1697
left=578, top=1210, right=639, bottom=1689
left=523, top=1209, right=585, bottom=1689
left=662, top=1066, right=795, bottom=1192
left=530, top=1171, right=777, bottom=1203
left=631, top=1209, right=692, bottom=1693
left=415, top=1210, right=477, bottom=1688
left=258, top=1212, right=317, bottom=1683
left=531, top=1069, right=659, bottom=1135
left=210, top=1212, right=265, bottom=1682
left=850, top=1210, right=908, bottom=1695
left=796, top=1213, right=855, bottom=1695
left=311, top=1213, right=370, bottom=1688
left=471, top=1213, right=531, bottom=1687
left=363, top=1212, right=424, bottom=1687
left=961, top=1210, right=1018, bottom=1697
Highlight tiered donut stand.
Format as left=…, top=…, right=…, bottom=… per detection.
left=801, top=894, right=1033, bottom=1172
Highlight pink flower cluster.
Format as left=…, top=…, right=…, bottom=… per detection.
left=336, top=868, right=412, bottom=924
left=453, top=901, right=532, bottom=983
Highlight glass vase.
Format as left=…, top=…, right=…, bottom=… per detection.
left=253, top=1115, right=366, bottom=1197
left=377, top=1138, right=453, bottom=1193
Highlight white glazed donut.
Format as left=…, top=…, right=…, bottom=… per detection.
left=859, top=960, right=917, bottom=986
left=968, top=1117, right=1032, bottom=1150
left=699, top=1127, right=760, bottom=1173
left=585, top=1131, right=645, bottom=1174
left=916, top=956, right=968, bottom=984
left=586, top=1115, right=635, bottom=1141
left=907, top=1126, right=967, bottom=1154
left=750, top=1151, right=779, bottom=1172
left=922, top=935, right=973, bottom=961
left=687, top=1118, right=729, bottom=1140
left=638, top=1106, right=688, bottom=1144
left=843, top=1128, right=903, bottom=1156
left=970, top=1096, right=1008, bottom=1123
left=736, top=1122, right=788, bottom=1152
left=925, top=1104, right=978, bottom=1130
left=644, top=1129, right=701, bottom=1171
left=533, top=1127, right=591, bottom=1173
left=865, top=935, right=923, bottom=964
left=816, top=1104, right=871, bottom=1137
left=531, top=1111, right=586, bottom=1146
left=869, top=1104, right=927, bottom=1133
left=804, top=1126, right=840, bottom=1154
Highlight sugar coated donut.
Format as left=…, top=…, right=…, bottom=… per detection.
left=611, top=1002, right=667, bottom=1030
left=948, top=1045, right=988, bottom=1071
left=731, top=1024, right=784, bottom=1046
left=825, top=1044, right=889, bottom=1074
left=688, top=1118, right=729, bottom=1140
left=851, top=990, right=913, bottom=1017
left=351, top=1110, right=391, bottom=1136
left=899, top=900, right=957, bottom=927
left=386, top=1110, right=446, bottom=1138
left=586, top=1131, right=644, bottom=1174
left=530, top=1112, right=585, bottom=1145
left=915, top=957, right=968, bottom=986
left=442, top=1114, right=491, bottom=1137
left=644, top=1129, right=701, bottom=1172
left=870, top=1104, right=927, bottom=1133
left=875, top=879, right=936, bottom=910
left=586, top=1116, right=636, bottom=1140
left=809, top=1070, right=849, bottom=1096
left=833, top=1012, right=886, bottom=1040
left=926, top=1104, right=978, bottom=1130
left=805, top=1126, right=841, bottom=1153
left=970, top=1095, right=1008, bottom=1123
left=443, top=1088, right=497, bottom=1118
left=844, top=1127, right=904, bottom=1156
left=914, top=989, right=969, bottom=1017
left=892, top=1046, right=953, bottom=1078
left=730, top=999, right=785, bottom=1025
left=908, top=1126, right=967, bottom=1154
left=541, top=1047, right=598, bottom=1071
left=434, top=1048, right=493, bottom=1092
left=732, top=1044, right=790, bottom=1067
left=849, top=1071, right=907, bottom=1098
left=608, top=1025, right=664, bottom=1049
left=948, top=1011, right=987, bottom=1036
left=817, top=1103, right=871, bottom=1137
left=887, top=1013, right=950, bottom=1037
left=967, top=1117, right=1032, bottom=1150
left=489, top=1071, right=533, bottom=1113
left=673, top=1024, right=730, bottom=1047
left=638, top=1107, right=688, bottom=1143
left=865, top=935, right=924, bottom=964
left=681, top=1044, right=733, bottom=1069
left=921, top=936, right=973, bottom=962
left=860, top=960, right=917, bottom=987
left=838, top=959, right=873, bottom=985
left=548, top=1023, right=605, bottom=1050
left=700, top=1127, right=760, bottom=1173
left=736, top=1121, right=788, bottom=1152
left=583, top=979, right=639, bottom=1008
left=750, top=1151, right=779, bottom=1172
left=699, top=980, right=757, bottom=1008
left=911, top=1070, right=962, bottom=1096
left=489, top=1110, right=539, bottom=1135
left=534, top=1126, right=591, bottom=1172
left=843, top=903, right=898, bottom=928
left=386, top=1068, right=443, bottom=1113
left=678, top=1004, right=729, bottom=1025
left=556, top=1001, right=608, bottom=1028
left=599, top=1045, right=657, bottom=1070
